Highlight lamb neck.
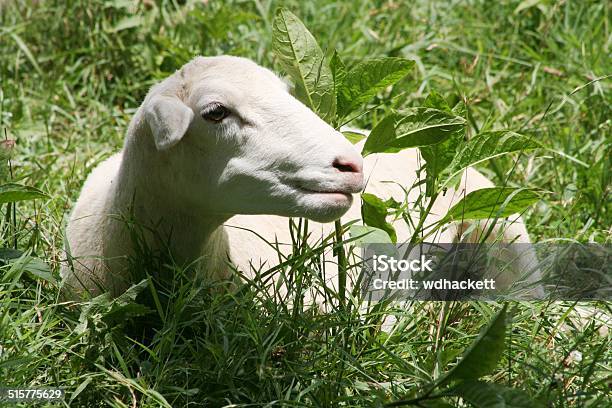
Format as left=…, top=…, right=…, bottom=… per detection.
left=106, top=115, right=233, bottom=282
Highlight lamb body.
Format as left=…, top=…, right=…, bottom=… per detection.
left=62, top=56, right=535, bottom=298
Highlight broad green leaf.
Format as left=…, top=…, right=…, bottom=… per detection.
left=0, top=183, right=48, bottom=204
left=443, top=188, right=540, bottom=222
left=422, top=90, right=452, bottom=112
left=330, top=49, right=347, bottom=95
left=272, top=9, right=335, bottom=121
left=337, top=58, right=414, bottom=118
left=23, top=256, right=55, bottom=283
left=452, top=380, right=544, bottom=408
left=76, top=280, right=151, bottom=333
left=361, top=193, right=397, bottom=243
left=0, top=247, right=23, bottom=260
left=451, top=99, right=467, bottom=117
left=443, top=131, right=542, bottom=187
left=438, top=304, right=508, bottom=386
left=420, top=93, right=467, bottom=196
left=384, top=108, right=465, bottom=151
left=348, top=225, right=393, bottom=245
left=383, top=197, right=402, bottom=209
left=362, top=108, right=466, bottom=156
left=342, top=130, right=367, bottom=144
left=421, top=134, right=463, bottom=196
left=361, top=115, right=396, bottom=156
left=2, top=250, right=55, bottom=284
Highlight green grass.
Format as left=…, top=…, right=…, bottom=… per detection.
left=0, top=0, right=610, bottom=406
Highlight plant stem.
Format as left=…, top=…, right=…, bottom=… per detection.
left=409, top=192, right=438, bottom=244
left=334, top=219, right=347, bottom=308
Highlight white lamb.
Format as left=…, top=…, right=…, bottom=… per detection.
left=61, top=56, right=537, bottom=299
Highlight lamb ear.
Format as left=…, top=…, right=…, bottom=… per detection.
left=144, top=95, right=194, bottom=150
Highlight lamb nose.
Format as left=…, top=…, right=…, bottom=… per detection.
left=332, top=156, right=363, bottom=174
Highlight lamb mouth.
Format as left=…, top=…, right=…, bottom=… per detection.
left=294, top=185, right=354, bottom=197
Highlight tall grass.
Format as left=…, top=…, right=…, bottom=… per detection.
left=0, top=0, right=609, bottom=406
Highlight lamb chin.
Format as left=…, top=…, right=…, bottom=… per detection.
left=305, top=193, right=353, bottom=222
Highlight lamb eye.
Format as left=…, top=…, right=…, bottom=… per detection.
left=202, top=104, right=230, bottom=123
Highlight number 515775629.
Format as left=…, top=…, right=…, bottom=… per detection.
left=1, top=387, right=65, bottom=401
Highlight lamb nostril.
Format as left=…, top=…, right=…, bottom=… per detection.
left=332, top=157, right=363, bottom=174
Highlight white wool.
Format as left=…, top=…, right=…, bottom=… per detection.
left=61, top=56, right=538, bottom=299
